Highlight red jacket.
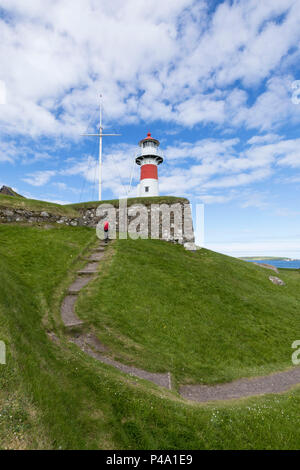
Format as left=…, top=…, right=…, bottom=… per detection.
left=104, top=221, right=109, bottom=231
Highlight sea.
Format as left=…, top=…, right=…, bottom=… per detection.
left=244, top=259, right=300, bottom=269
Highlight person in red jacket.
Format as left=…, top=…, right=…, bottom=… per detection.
left=104, top=221, right=109, bottom=243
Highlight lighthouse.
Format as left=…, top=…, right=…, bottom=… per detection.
left=136, top=132, right=163, bottom=197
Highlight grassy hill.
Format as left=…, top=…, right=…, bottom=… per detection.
left=76, top=239, right=300, bottom=385
left=0, top=194, right=78, bottom=217
left=67, top=195, right=189, bottom=210
left=1, top=222, right=300, bottom=449
left=0, top=193, right=188, bottom=218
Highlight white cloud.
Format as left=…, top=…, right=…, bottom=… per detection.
left=175, top=96, right=225, bottom=127
left=0, top=80, right=6, bottom=105
left=235, top=76, right=300, bottom=131
left=2, top=0, right=300, bottom=211
left=246, top=138, right=300, bottom=168
left=52, top=182, right=68, bottom=191
left=197, top=194, right=235, bottom=205
left=213, top=0, right=300, bottom=87
left=239, top=191, right=270, bottom=209
left=62, top=156, right=97, bottom=182
left=0, top=139, right=60, bottom=164
left=283, top=175, right=300, bottom=183
left=164, top=138, right=239, bottom=162
left=0, top=142, right=17, bottom=163
left=61, top=143, right=138, bottom=198
left=203, top=168, right=272, bottom=189
left=53, top=132, right=300, bottom=202
left=161, top=136, right=273, bottom=193
left=247, top=133, right=282, bottom=145
left=0, top=0, right=299, bottom=137
left=22, top=170, right=56, bottom=186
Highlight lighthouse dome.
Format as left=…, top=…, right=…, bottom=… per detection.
left=136, top=132, right=163, bottom=165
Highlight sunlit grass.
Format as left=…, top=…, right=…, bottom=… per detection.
left=1, top=225, right=300, bottom=449
left=77, top=238, right=300, bottom=385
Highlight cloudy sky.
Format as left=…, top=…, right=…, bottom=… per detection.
left=1, top=0, right=300, bottom=257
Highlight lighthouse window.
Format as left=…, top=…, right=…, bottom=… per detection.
left=145, top=186, right=149, bottom=193
left=143, top=141, right=155, bottom=148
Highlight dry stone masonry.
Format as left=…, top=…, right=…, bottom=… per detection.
left=0, top=200, right=197, bottom=249
left=0, top=208, right=80, bottom=226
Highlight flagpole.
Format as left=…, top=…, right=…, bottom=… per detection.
left=81, top=94, right=121, bottom=202
left=99, top=95, right=103, bottom=201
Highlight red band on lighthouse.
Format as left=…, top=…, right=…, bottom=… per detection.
left=140, top=164, right=158, bottom=180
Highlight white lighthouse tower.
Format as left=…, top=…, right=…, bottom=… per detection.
left=136, top=132, right=163, bottom=197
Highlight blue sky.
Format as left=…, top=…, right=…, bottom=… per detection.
left=1, top=0, right=300, bottom=257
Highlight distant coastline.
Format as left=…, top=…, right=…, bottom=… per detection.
left=239, top=257, right=300, bottom=269
left=239, top=256, right=289, bottom=261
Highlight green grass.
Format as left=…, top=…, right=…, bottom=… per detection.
left=76, top=238, right=300, bottom=385
left=67, top=195, right=189, bottom=211
left=2, top=225, right=300, bottom=449
left=0, top=194, right=78, bottom=217
left=0, top=193, right=188, bottom=218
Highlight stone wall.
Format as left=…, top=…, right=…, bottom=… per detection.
left=0, top=208, right=82, bottom=226
left=0, top=201, right=196, bottom=248
left=80, top=201, right=195, bottom=245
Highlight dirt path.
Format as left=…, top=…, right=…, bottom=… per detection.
left=180, top=367, right=300, bottom=402
left=70, top=332, right=171, bottom=389
left=60, top=239, right=300, bottom=402
left=60, top=240, right=172, bottom=389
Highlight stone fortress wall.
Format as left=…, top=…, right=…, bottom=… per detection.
left=0, top=200, right=197, bottom=249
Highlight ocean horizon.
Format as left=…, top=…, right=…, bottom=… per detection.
left=244, top=259, right=300, bottom=269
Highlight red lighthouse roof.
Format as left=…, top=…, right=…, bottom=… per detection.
left=138, top=131, right=160, bottom=147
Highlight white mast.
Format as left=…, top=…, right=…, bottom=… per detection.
left=99, top=95, right=103, bottom=201
left=82, top=95, right=121, bottom=201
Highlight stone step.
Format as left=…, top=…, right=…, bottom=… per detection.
left=86, top=252, right=104, bottom=262
left=61, top=295, right=83, bottom=327
left=77, top=262, right=99, bottom=275
left=68, top=276, right=94, bottom=294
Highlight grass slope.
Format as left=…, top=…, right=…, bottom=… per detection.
left=77, top=238, right=300, bottom=385
left=0, top=194, right=78, bottom=217
left=0, top=193, right=188, bottom=218
left=66, top=195, right=188, bottom=210
left=1, top=225, right=300, bottom=449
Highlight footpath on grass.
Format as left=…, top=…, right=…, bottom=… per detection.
left=61, top=239, right=171, bottom=390
left=60, top=239, right=300, bottom=403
